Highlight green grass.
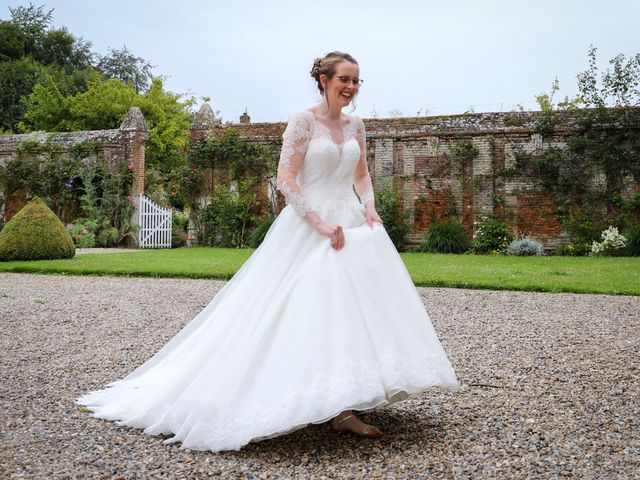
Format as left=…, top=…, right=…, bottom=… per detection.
left=0, top=247, right=638, bottom=295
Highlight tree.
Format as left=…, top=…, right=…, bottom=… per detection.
left=97, top=45, right=154, bottom=94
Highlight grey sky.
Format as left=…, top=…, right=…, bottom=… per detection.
left=3, top=0, right=638, bottom=123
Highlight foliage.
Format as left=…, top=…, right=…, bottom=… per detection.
left=553, top=242, right=591, bottom=257
left=500, top=46, right=640, bottom=246
left=171, top=209, right=189, bottom=248
left=96, top=45, right=154, bottom=94
left=590, top=226, right=627, bottom=256
left=473, top=218, right=513, bottom=254
left=23, top=72, right=194, bottom=174
left=0, top=195, right=75, bottom=261
left=448, top=140, right=478, bottom=176
left=195, top=180, right=259, bottom=248
left=374, top=187, right=410, bottom=250
left=249, top=213, right=275, bottom=248
left=0, top=3, right=95, bottom=131
left=506, top=237, right=545, bottom=256
left=417, top=221, right=470, bottom=254
left=625, top=223, right=640, bottom=256
left=69, top=159, right=135, bottom=247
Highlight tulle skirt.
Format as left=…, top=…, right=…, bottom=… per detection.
left=76, top=203, right=460, bottom=452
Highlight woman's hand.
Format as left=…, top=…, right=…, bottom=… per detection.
left=304, top=211, right=345, bottom=250
left=365, top=204, right=383, bottom=228
left=315, top=221, right=345, bottom=250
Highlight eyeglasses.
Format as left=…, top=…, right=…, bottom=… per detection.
left=336, top=75, right=364, bottom=87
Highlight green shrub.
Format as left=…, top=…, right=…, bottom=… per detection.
left=473, top=218, right=513, bottom=254
left=506, top=237, right=545, bottom=256
left=626, top=223, right=640, bottom=256
left=554, top=242, right=591, bottom=256
left=0, top=196, right=75, bottom=261
left=374, top=188, right=410, bottom=250
left=171, top=210, right=189, bottom=248
left=249, top=214, right=275, bottom=248
left=195, top=182, right=258, bottom=248
left=417, top=221, right=470, bottom=253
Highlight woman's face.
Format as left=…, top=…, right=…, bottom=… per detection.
left=321, top=61, right=361, bottom=109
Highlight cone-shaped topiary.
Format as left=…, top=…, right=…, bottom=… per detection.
left=0, top=196, right=75, bottom=261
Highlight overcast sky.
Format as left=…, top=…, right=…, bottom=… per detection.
left=3, top=0, right=638, bottom=123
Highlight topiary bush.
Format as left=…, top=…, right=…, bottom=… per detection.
left=0, top=196, right=75, bottom=261
left=417, top=221, right=470, bottom=254
left=625, top=223, right=640, bottom=256
left=473, top=218, right=513, bottom=254
left=506, top=237, right=545, bottom=256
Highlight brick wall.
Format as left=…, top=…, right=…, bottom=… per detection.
left=191, top=105, right=640, bottom=249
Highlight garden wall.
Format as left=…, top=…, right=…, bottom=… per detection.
left=190, top=104, right=640, bottom=249
left=0, top=107, right=148, bottom=228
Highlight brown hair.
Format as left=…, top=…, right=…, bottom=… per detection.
left=310, top=51, right=359, bottom=95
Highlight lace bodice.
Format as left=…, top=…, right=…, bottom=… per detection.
left=276, top=110, right=375, bottom=219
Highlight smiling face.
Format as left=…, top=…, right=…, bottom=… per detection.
left=321, top=60, right=360, bottom=109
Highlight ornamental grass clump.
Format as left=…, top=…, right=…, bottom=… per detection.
left=506, top=237, right=545, bottom=256
left=625, top=223, right=640, bottom=256
left=418, top=221, right=470, bottom=254
left=0, top=196, right=75, bottom=261
left=590, top=226, right=627, bottom=256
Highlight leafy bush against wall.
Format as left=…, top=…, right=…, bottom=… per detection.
left=195, top=180, right=259, bottom=248
left=417, top=221, right=470, bottom=254
left=0, top=196, right=75, bottom=261
left=473, top=218, right=513, bottom=254
left=374, top=188, right=410, bottom=250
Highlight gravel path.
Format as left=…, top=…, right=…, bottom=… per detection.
left=1, top=273, right=638, bottom=479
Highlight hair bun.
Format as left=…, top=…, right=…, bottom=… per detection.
left=310, top=58, right=322, bottom=79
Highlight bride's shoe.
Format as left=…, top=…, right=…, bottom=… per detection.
left=331, top=413, right=383, bottom=438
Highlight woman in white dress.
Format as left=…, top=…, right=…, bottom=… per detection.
left=76, top=51, right=460, bottom=452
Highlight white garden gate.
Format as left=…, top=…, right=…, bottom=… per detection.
left=138, top=194, right=172, bottom=248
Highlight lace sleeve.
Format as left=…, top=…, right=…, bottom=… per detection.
left=276, top=111, right=314, bottom=217
left=353, top=117, right=375, bottom=208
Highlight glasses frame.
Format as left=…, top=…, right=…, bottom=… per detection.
left=335, top=75, right=364, bottom=87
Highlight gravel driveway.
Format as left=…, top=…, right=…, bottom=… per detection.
left=1, top=272, right=638, bottom=479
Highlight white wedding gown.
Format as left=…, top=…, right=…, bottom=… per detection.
left=76, top=110, right=460, bottom=452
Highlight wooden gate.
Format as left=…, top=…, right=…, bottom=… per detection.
left=138, top=195, right=172, bottom=248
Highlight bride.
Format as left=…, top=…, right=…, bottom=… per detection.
left=76, top=51, right=460, bottom=452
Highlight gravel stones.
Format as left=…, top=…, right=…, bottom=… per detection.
left=1, top=273, right=638, bottom=479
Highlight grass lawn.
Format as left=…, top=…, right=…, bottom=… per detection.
left=0, top=247, right=638, bottom=295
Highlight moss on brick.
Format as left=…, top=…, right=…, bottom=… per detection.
left=0, top=196, right=75, bottom=261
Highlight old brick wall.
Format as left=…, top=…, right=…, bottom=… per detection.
left=191, top=105, right=640, bottom=249
left=0, top=107, right=148, bottom=227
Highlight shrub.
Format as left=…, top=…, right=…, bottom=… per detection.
left=506, top=237, right=545, bottom=256
left=625, top=223, right=640, bottom=256
left=417, top=221, right=470, bottom=253
left=554, top=242, right=591, bottom=256
left=589, top=226, right=627, bottom=256
left=473, top=218, right=513, bottom=254
left=249, top=214, right=275, bottom=248
left=374, top=188, right=410, bottom=250
left=195, top=182, right=258, bottom=248
left=172, top=209, right=189, bottom=248
left=0, top=196, right=75, bottom=261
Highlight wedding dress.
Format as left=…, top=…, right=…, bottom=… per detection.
left=76, top=110, right=460, bottom=452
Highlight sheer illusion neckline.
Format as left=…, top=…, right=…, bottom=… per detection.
left=306, top=110, right=353, bottom=148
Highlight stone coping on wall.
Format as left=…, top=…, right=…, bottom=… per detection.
left=195, top=107, right=639, bottom=143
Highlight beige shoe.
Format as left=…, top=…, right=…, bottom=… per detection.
left=331, top=413, right=383, bottom=438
